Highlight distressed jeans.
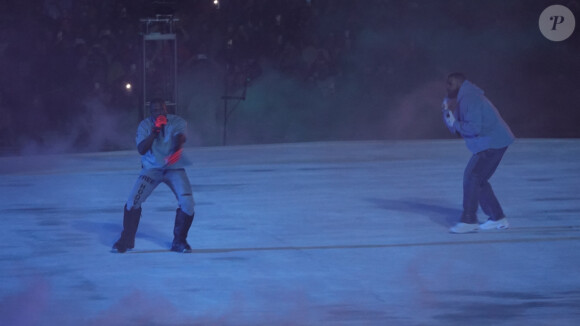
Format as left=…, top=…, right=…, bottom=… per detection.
left=126, top=168, right=195, bottom=216
left=461, top=147, right=508, bottom=224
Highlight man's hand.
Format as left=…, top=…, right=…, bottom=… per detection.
left=155, top=115, right=167, bottom=128
left=441, top=98, right=449, bottom=111
left=441, top=98, right=458, bottom=111
left=165, top=148, right=183, bottom=166
left=443, top=109, right=456, bottom=128
left=152, top=115, right=168, bottom=135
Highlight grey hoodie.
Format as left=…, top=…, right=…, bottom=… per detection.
left=448, top=80, right=515, bottom=154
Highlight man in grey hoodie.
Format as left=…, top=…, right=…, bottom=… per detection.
left=442, top=72, right=515, bottom=233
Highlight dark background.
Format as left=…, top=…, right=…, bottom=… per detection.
left=1, top=0, right=579, bottom=154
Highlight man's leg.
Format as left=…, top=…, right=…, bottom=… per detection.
left=479, top=180, right=505, bottom=221
left=164, top=169, right=195, bottom=252
left=126, top=169, right=163, bottom=211
left=112, top=169, right=162, bottom=252
left=164, top=169, right=195, bottom=216
left=461, top=154, right=483, bottom=224
left=451, top=147, right=508, bottom=233
left=461, top=147, right=507, bottom=223
left=477, top=147, right=509, bottom=230
left=112, top=205, right=142, bottom=253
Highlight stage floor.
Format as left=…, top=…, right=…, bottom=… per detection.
left=1, top=139, right=579, bottom=325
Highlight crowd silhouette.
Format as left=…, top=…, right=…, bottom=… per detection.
left=1, top=0, right=579, bottom=153
left=1, top=0, right=361, bottom=152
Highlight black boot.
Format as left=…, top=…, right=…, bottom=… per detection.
left=171, top=208, right=194, bottom=253
left=112, top=205, right=142, bottom=253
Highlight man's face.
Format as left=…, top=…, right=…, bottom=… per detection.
left=446, top=77, right=461, bottom=99
left=150, top=102, right=167, bottom=119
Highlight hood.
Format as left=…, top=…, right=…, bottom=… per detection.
left=457, top=80, right=484, bottom=101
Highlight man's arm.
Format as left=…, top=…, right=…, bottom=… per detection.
left=137, top=132, right=157, bottom=155
left=164, top=133, right=186, bottom=166
left=442, top=98, right=460, bottom=136
left=137, top=116, right=167, bottom=155
left=173, top=133, right=186, bottom=152
left=454, top=97, right=483, bottom=137
left=137, top=122, right=163, bottom=155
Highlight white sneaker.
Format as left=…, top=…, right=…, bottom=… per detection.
left=479, top=218, right=509, bottom=230
left=449, top=223, right=479, bottom=234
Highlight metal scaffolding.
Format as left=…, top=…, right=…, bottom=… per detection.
left=140, top=15, right=179, bottom=117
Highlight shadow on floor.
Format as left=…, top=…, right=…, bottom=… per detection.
left=368, top=197, right=460, bottom=227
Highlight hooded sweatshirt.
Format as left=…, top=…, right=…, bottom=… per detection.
left=449, top=80, right=515, bottom=154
